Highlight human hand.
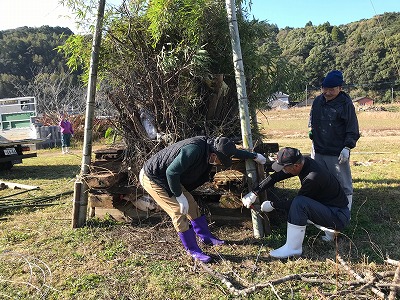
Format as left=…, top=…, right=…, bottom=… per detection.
left=242, top=192, right=257, bottom=208
left=176, top=193, right=189, bottom=214
left=253, top=153, right=267, bottom=164
left=261, top=201, right=274, bottom=212
left=338, top=147, right=350, bottom=164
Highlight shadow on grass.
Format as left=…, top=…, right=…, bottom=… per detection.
left=353, top=178, right=400, bottom=185
left=0, top=164, right=81, bottom=180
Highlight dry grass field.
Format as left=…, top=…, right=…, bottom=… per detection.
left=0, top=104, right=399, bottom=299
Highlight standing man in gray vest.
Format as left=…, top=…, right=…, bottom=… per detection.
left=309, top=70, right=360, bottom=241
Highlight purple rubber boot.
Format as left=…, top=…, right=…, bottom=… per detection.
left=178, top=228, right=212, bottom=263
left=191, top=215, right=225, bottom=246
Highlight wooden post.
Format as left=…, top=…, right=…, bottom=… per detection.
left=206, top=74, right=224, bottom=121
left=71, top=178, right=82, bottom=228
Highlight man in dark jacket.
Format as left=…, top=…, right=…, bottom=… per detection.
left=309, top=70, right=360, bottom=241
left=139, top=136, right=266, bottom=263
left=242, top=147, right=350, bottom=259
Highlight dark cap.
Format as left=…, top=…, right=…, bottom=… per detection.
left=213, top=137, right=238, bottom=167
left=272, top=147, right=303, bottom=172
left=322, top=70, right=344, bottom=88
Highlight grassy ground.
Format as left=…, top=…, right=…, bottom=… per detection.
left=0, top=105, right=399, bottom=299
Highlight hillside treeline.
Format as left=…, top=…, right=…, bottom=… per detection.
left=0, top=26, right=74, bottom=94
left=0, top=26, right=89, bottom=114
left=274, top=12, right=400, bottom=102
left=0, top=10, right=399, bottom=109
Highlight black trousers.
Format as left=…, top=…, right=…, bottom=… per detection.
left=288, top=196, right=350, bottom=230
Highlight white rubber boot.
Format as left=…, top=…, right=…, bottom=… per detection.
left=270, top=222, right=306, bottom=259
left=62, top=147, right=66, bottom=154
left=321, top=230, right=335, bottom=242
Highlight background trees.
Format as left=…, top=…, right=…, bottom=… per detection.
left=1, top=7, right=399, bottom=118
left=0, top=26, right=88, bottom=115
left=276, top=12, right=400, bottom=101
left=1, top=3, right=398, bottom=183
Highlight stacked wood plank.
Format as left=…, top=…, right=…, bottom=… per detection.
left=88, top=142, right=279, bottom=222
left=88, top=147, right=139, bottom=221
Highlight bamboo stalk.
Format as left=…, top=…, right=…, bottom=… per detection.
left=76, top=0, right=105, bottom=227
left=225, top=0, right=263, bottom=238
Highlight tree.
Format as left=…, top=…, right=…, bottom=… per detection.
left=331, top=26, right=344, bottom=42
left=276, top=12, right=400, bottom=101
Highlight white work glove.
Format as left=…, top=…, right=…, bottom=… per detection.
left=253, top=153, right=267, bottom=164
left=176, top=193, right=189, bottom=215
left=242, top=192, right=257, bottom=208
left=338, top=147, right=350, bottom=164
left=261, top=201, right=274, bottom=212
left=138, top=168, right=144, bottom=186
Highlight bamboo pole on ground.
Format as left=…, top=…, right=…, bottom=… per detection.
left=0, top=181, right=39, bottom=190
left=72, top=0, right=105, bottom=228
left=225, top=0, right=264, bottom=238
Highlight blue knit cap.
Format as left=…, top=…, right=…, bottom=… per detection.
left=322, top=70, right=344, bottom=88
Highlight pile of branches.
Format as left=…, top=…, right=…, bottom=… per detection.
left=103, top=16, right=245, bottom=183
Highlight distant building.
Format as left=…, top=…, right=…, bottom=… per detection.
left=274, top=92, right=290, bottom=103
left=270, top=100, right=289, bottom=110
left=353, top=96, right=374, bottom=106
left=269, top=92, right=290, bottom=110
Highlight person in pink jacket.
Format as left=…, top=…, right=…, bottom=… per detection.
left=59, top=113, right=74, bottom=154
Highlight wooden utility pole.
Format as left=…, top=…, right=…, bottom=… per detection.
left=225, top=0, right=264, bottom=238
left=72, top=0, right=106, bottom=228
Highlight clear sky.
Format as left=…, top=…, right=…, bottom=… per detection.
left=0, top=0, right=399, bottom=33
left=249, top=0, right=399, bottom=28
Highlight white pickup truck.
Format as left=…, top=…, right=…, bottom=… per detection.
left=0, top=97, right=44, bottom=170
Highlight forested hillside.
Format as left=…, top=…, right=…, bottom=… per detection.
left=276, top=12, right=400, bottom=102
left=0, top=26, right=75, bottom=92
left=0, top=11, right=399, bottom=109
left=0, top=26, right=85, bottom=113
